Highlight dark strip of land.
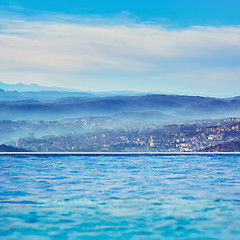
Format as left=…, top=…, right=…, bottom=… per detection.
left=0, top=152, right=240, bottom=156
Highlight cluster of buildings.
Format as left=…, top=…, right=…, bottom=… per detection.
left=0, top=117, right=115, bottom=145
left=15, top=118, right=240, bottom=152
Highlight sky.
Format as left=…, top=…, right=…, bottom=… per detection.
left=0, top=0, right=240, bottom=97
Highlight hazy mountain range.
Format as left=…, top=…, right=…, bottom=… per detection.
left=0, top=82, right=148, bottom=98
left=0, top=82, right=75, bottom=92
left=0, top=86, right=240, bottom=122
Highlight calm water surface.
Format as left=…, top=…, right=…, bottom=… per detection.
left=0, top=155, right=240, bottom=239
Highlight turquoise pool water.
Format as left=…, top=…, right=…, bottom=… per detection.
left=0, top=155, right=240, bottom=239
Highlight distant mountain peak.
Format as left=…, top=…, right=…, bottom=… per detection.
left=0, top=82, right=78, bottom=92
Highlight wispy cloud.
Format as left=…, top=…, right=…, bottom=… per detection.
left=0, top=14, right=240, bottom=96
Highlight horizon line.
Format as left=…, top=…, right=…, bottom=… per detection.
left=1, top=152, right=240, bottom=156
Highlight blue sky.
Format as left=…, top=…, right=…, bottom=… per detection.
left=0, top=0, right=240, bottom=96
left=1, top=0, right=240, bottom=26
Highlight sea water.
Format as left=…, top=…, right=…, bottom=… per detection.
left=0, top=154, right=239, bottom=240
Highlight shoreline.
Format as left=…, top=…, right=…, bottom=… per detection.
left=1, top=152, right=240, bottom=156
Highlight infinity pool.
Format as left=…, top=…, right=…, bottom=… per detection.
left=0, top=155, right=239, bottom=239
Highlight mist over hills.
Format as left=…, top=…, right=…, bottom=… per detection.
left=0, top=88, right=240, bottom=122
left=0, top=88, right=94, bottom=102
left=0, top=82, right=239, bottom=122
left=0, top=82, right=148, bottom=101
left=1, top=84, right=240, bottom=152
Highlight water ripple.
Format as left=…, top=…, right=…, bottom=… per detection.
left=0, top=155, right=240, bottom=239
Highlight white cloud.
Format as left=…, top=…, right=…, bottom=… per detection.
left=0, top=15, right=240, bottom=95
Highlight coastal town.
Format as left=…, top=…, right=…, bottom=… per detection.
left=1, top=117, right=239, bottom=152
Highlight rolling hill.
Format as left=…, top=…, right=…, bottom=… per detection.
left=0, top=92, right=239, bottom=121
